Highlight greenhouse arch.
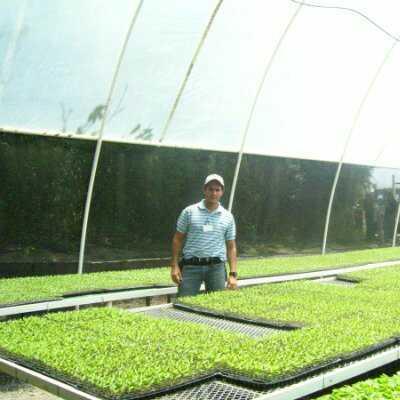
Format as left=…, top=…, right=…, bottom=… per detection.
left=1, top=0, right=400, bottom=272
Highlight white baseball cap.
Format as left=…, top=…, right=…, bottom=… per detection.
left=204, top=174, right=224, bottom=187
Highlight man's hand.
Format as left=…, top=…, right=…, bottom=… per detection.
left=171, top=231, right=186, bottom=285
left=227, top=275, right=238, bottom=290
left=171, top=265, right=182, bottom=285
left=226, top=239, right=237, bottom=290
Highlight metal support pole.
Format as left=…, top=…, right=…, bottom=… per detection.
left=392, top=200, right=400, bottom=247
left=322, top=42, right=397, bottom=254
left=159, top=0, right=224, bottom=143
left=78, top=1, right=144, bottom=274
left=228, top=3, right=303, bottom=212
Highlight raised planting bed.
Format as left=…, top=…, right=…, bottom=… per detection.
left=1, top=247, right=400, bottom=307
left=341, top=265, right=400, bottom=292
left=237, top=246, right=400, bottom=278
left=317, top=372, right=400, bottom=399
left=178, top=264, right=400, bottom=327
left=1, top=265, right=400, bottom=398
left=0, top=269, right=172, bottom=307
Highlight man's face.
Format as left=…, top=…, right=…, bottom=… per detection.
left=203, top=181, right=224, bottom=204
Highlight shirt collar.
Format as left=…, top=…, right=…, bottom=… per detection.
left=198, top=199, right=222, bottom=213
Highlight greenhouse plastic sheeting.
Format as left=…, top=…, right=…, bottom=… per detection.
left=1, top=0, right=400, bottom=168
left=0, top=0, right=133, bottom=134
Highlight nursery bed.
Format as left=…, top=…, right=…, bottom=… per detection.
left=1, top=265, right=400, bottom=397
left=1, top=259, right=399, bottom=319
left=1, top=247, right=400, bottom=308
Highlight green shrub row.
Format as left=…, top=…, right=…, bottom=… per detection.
left=1, top=246, right=400, bottom=306
left=1, top=265, right=400, bottom=396
left=317, top=373, right=400, bottom=399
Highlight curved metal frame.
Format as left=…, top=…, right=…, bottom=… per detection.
left=78, top=1, right=144, bottom=274
left=159, top=0, right=224, bottom=143
left=289, top=0, right=400, bottom=42
left=228, top=2, right=303, bottom=212
left=322, top=41, right=397, bottom=254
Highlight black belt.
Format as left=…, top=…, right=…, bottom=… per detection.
left=181, top=257, right=222, bottom=266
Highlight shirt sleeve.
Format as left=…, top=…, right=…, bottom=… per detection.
left=225, top=215, right=236, bottom=241
left=176, top=208, right=189, bottom=233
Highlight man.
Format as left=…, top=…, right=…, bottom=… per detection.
left=171, top=174, right=238, bottom=297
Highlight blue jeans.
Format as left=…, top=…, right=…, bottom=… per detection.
left=177, top=263, right=226, bottom=297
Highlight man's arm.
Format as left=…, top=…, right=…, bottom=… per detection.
left=226, top=239, right=237, bottom=289
left=171, top=231, right=186, bottom=285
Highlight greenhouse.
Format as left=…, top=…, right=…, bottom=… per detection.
left=1, top=1, right=400, bottom=399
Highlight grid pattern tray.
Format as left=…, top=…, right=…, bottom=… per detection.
left=142, top=307, right=281, bottom=338
left=154, top=380, right=265, bottom=400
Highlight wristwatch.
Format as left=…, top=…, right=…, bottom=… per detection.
left=229, top=271, right=238, bottom=278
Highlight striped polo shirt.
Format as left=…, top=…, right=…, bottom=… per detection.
left=176, top=200, right=236, bottom=261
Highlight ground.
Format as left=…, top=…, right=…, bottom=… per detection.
left=0, top=373, right=60, bottom=400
